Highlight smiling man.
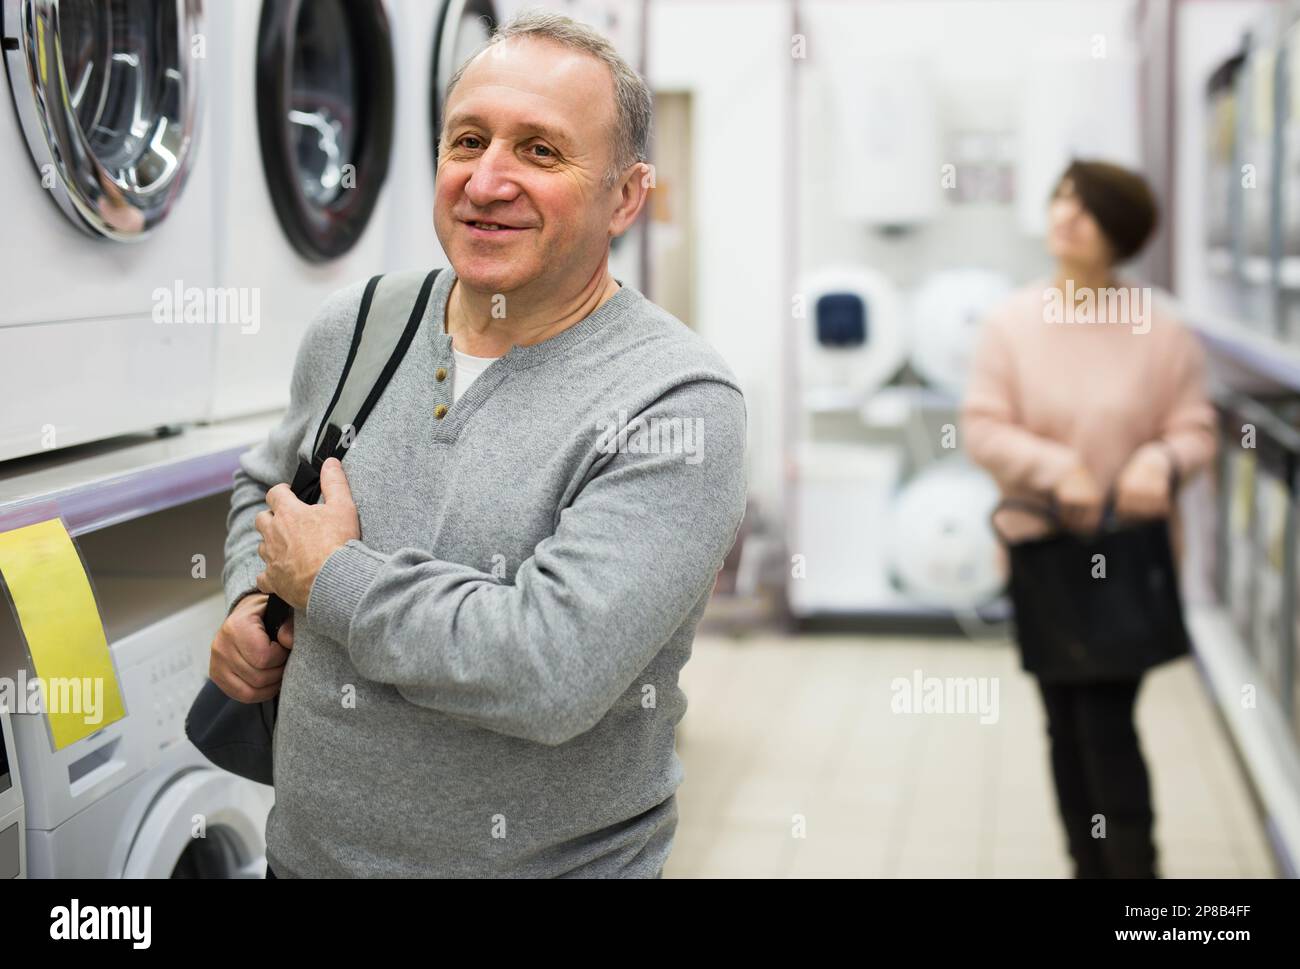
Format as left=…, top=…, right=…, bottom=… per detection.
left=211, top=11, right=748, bottom=877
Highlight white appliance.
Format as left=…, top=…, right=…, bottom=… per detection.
left=206, top=0, right=399, bottom=420
left=909, top=269, right=1013, bottom=396
left=0, top=707, right=24, bottom=878
left=800, top=266, right=906, bottom=410
left=12, top=595, right=272, bottom=878
left=884, top=459, right=1003, bottom=610
left=789, top=441, right=907, bottom=617
left=826, top=56, right=940, bottom=227
left=0, top=0, right=217, bottom=462
left=385, top=0, right=499, bottom=275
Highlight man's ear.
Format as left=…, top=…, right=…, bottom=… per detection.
left=610, top=162, right=654, bottom=238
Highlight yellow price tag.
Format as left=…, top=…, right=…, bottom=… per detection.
left=0, top=519, right=125, bottom=749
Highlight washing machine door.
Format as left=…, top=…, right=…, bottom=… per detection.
left=122, top=768, right=271, bottom=878
left=430, top=0, right=495, bottom=169
left=257, top=0, right=395, bottom=262
left=1, top=0, right=205, bottom=240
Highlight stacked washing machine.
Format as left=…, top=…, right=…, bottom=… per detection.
left=0, top=0, right=270, bottom=878
left=3, top=0, right=645, bottom=437
left=0, top=0, right=645, bottom=877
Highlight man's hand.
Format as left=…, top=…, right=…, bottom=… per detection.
left=210, top=593, right=294, bottom=703
left=1115, top=446, right=1173, bottom=521
left=1053, top=463, right=1105, bottom=534
left=255, top=457, right=361, bottom=609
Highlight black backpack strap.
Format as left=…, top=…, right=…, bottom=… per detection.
left=289, top=269, right=440, bottom=504
left=263, top=268, right=440, bottom=637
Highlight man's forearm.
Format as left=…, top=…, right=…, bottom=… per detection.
left=223, top=469, right=272, bottom=614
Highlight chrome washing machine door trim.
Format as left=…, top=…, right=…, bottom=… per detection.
left=1, top=0, right=205, bottom=241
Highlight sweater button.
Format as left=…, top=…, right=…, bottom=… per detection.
left=435, top=367, right=447, bottom=381
left=434, top=404, right=448, bottom=419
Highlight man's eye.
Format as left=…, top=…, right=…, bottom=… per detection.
left=457, top=136, right=484, bottom=150
left=530, top=144, right=555, bottom=159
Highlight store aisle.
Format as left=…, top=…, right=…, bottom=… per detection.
left=666, top=634, right=1276, bottom=878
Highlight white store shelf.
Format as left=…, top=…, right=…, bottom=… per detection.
left=1189, top=315, right=1300, bottom=393
left=1186, top=605, right=1300, bottom=876
left=804, top=383, right=961, bottom=416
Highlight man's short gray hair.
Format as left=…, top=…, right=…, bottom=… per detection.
left=443, top=8, right=652, bottom=189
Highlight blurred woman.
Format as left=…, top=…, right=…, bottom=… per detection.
left=961, top=160, right=1217, bottom=878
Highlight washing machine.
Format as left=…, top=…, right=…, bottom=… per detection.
left=0, top=0, right=219, bottom=463
left=9, top=594, right=272, bottom=878
left=205, top=0, right=399, bottom=420
left=0, top=707, right=25, bottom=878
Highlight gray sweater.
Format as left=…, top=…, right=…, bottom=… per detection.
left=222, top=270, right=747, bottom=877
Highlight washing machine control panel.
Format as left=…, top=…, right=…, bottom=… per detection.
left=0, top=708, right=26, bottom=878
left=146, top=643, right=207, bottom=752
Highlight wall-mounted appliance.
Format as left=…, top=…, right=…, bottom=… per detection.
left=799, top=266, right=905, bottom=411
left=826, top=56, right=940, bottom=227
left=909, top=269, right=1014, bottom=396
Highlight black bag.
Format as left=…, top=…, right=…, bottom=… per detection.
left=991, top=471, right=1190, bottom=684
left=185, top=269, right=441, bottom=785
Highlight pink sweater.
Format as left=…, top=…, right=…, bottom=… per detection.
left=961, top=280, right=1217, bottom=550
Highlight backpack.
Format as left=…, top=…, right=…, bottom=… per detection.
left=185, top=269, right=441, bottom=785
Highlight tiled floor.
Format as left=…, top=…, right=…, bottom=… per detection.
left=664, top=633, right=1277, bottom=878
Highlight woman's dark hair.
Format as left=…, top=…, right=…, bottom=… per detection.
left=1051, top=160, right=1159, bottom=264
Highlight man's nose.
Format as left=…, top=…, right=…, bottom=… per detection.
left=463, top=143, right=522, bottom=205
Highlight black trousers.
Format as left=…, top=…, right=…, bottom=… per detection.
left=1036, top=677, right=1157, bottom=878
